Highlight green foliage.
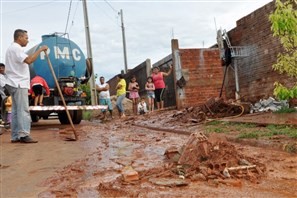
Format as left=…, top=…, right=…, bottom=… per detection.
left=269, top=0, right=297, bottom=77
left=205, top=120, right=223, bottom=126
left=79, top=83, right=91, bottom=105
left=82, top=110, right=92, bottom=120
left=273, top=82, right=297, bottom=100
left=269, top=0, right=297, bottom=98
left=274, top=106, right=297, bottom=113
left=264, top=124, right=297, bottom=138
left=205, top=121, right=297, bottom=139
left=79, top=75, right=99, bottom=105
left=237, top=132, right=259, bottom=139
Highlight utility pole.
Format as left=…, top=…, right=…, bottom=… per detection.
left=119, top=9, right=128, bottom=73
left=82, top=0, right=97, bottom=105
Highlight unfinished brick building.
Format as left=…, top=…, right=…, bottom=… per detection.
left=166, top=0, right=295, bottom=108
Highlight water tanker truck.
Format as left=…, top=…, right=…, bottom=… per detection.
left=27, top=33, right=97, bottom=124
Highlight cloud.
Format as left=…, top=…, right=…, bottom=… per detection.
left=0, top=0, right=273, bottom=81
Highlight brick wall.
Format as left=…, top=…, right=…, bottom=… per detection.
left=225, top=1, right=295, bottom=102
left=177, top=48, right=224, bottom=107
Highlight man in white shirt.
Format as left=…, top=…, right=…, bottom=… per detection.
left=96, top=76, right=113, bottom=120
left=5, top=29, right=48, bottom=143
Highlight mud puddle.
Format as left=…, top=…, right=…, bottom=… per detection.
left=39, top=120, right=187, bottom=197
left=38, top=113, right=297, bottom=197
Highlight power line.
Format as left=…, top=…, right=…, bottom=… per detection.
left=91, top=1, right=120, bottom=27
left=68, top=0, right=80, bottom=34
left=104, top=0, right=118, bottom=14
left=64, top=0, right=73, bottom=34
left=0, top=0, right=57, bottom=15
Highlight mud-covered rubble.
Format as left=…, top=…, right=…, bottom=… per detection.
left=132, top=97, right=244, bottom=130
left=36, top=114, right=297, bottom=197
left=164, top=132, right=266, bottom=185
left=171, top=97, right=244, bottom=124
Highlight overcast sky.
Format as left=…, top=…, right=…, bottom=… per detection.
left=0, top=0, right=272, bottom=81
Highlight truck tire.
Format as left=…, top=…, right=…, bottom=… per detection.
left=58, top=111, right=73, bottom=125
left=58, top=110, right=82, bottom=124
left=72, top=110, right=82, bottom=124
left=31, top=114, right=39, bottom=122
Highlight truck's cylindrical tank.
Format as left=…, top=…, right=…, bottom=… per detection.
left=28, top=34, right=87, bottom=88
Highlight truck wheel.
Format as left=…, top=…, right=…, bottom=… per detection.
left=31, top=115, right=39, bottom=122
left=72, top=110, right=82, bottom=124
left=58, top=111, right=74, bottom=125
left=58, top=111, right=82, bottom=124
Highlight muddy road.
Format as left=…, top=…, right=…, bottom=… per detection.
left=0, top=111, right=297, bottom=197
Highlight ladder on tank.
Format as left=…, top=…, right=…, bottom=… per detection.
left=217, top=28, right=249, bottom=100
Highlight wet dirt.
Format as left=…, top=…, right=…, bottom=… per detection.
left=1, top=110, right=297, bottom=197
left=220, top=112, right=297, bottom=126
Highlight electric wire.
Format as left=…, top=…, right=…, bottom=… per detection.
left=91, top=1, right=120, bottom=27
left=68, top=0, right=80, bottom=34
left=64, top=0, right=73, bottom=34
left=0, top=0, right=57, bottom=15
left=104, top=0, right=118, bottom=14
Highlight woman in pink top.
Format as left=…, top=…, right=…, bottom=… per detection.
left=151, top=65, right=172, bottom=110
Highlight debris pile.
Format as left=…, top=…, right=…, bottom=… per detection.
left=250, top=97, right=288, bottom=113
left=164, top=132, right=266, bottom=184
left=172, top=97, right=243, bottom=124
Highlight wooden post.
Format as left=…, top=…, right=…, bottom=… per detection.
left=171, top=39, right=184, bottom=109
left=45, top=53, right=78, bottom=140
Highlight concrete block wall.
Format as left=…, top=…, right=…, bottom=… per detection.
left=225, top=1, right=295, bottom=102
left=178, top=48, right=224, bottom=107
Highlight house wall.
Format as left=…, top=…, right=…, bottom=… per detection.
left=175, top=47, right=224, bottom=108
left=225, top=1, right=295, bottom=102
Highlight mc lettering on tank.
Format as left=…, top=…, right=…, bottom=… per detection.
left=39, top=46, right=81, bottom=61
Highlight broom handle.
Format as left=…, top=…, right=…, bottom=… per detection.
left=45, top=53, right=78, bottom=140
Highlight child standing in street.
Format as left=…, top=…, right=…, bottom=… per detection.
left=137, top=98, right=148, bottom=115
left=145, top=76, right=155, bottom=112
left=128, top=75, right=140, bottom=115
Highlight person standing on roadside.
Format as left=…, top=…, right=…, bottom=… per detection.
left=145, top=76, right=155, bottom=112
left=151, top=65, right=172, bottom=110
left=0, top=63, right=7, bottom=133
left=5, top=29, right=48, bottom=143
left=96, top=76, right=113, bottom=120
left=0, top=63, right=7, bottom=121
left=128, top=75, right=140, bottom=115
left=116, top=74, right=126, bottom=118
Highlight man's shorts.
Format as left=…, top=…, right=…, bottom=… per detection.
left=99, top=98, right=113, bottom=112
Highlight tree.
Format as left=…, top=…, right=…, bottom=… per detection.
left=269, top=0, right=297, bottom=100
